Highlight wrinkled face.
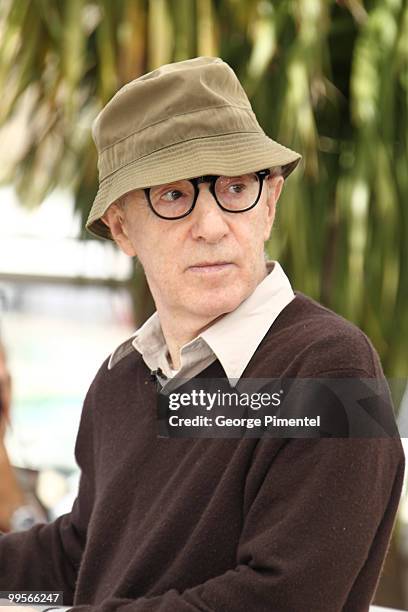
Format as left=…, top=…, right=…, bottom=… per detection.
left=105, top=173, right=284, bottom=323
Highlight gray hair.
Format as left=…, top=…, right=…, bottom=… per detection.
left=116, top=191, right=133, bottom=210
left=269, top=165, right=283, bottom=177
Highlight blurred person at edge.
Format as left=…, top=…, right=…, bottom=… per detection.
left=0, top=57, right=404, bottom=612
left=0, top=342, right=46, bottom=536
left=0, top=341, right=25, bottom=531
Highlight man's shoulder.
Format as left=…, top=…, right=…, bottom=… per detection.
left=260, top=291, right=383, bottom=377
left=89, top=345, right=144, bottom=391
left=284, top=290, right=366, bottom=333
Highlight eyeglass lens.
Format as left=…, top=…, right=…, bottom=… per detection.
left=149, top=173, right=261, bottom=218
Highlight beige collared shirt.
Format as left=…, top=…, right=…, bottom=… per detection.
left=108, top=260, right=295, bottom=389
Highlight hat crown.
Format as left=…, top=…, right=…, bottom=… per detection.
left=92, top=57, right=252, bottom=152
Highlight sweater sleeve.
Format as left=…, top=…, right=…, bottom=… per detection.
left=0, top=377, right=96, bottom=605
left=68, top=436, right=404, bottom=612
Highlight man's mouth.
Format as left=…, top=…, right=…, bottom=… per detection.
left=187, top=262, right=234, bottom=273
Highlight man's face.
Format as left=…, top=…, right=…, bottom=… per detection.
left=106, top=173, right=284, bottom=323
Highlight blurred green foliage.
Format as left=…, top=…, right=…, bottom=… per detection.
left=0, top=0, right=407, bottom=377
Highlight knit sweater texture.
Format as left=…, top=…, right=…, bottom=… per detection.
left=0, top=291, right=405, bottom=612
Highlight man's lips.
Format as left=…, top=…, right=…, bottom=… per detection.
left=189, top=261, right=231, bottom=267
left=187, top=261, right=235, bottom=273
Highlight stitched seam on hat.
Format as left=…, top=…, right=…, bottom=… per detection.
left=98, top=104, right=255, bottom=154
left=99, top=130, right=263, bottom=181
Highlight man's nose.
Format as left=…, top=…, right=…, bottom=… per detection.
left=189, top=184, right=230, bottom=242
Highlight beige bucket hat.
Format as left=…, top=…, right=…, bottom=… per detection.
left=86, top=56, right=301, bottom=240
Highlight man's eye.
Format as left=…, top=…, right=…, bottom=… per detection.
left=228, top=183, right=245, bottom=194
left=162, top=190, right=184, bottom=201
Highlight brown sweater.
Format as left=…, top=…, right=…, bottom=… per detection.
left=0, top=291, right=405, bottom=611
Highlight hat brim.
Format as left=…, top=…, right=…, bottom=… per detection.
left=86, top=132, right=301, bottom=240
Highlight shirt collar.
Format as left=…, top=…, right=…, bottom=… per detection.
left=108, top=260, right=295, bottom=384
left=199, top=260, right=294, bottom=381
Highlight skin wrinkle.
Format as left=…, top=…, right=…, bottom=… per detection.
left=103, top=169, right=284, bottom=370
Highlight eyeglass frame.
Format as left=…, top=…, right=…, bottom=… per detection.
left=143, top=168, right=271, bottom=220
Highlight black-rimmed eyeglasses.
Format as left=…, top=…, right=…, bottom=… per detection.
left=144, top=169, right=270, bottom=220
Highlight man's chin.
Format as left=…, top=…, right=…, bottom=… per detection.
left=191, top=293, right=245, bottom=321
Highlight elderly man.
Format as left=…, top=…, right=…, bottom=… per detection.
left=0, top=57, right=404, bottom=612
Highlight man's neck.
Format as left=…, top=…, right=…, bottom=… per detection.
left=157, top=261, right=271, bottom=370
left=159, top=311, right=226, bottom=370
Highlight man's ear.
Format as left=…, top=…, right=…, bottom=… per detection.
left=103, top=203, right=137, bottom=257
left=263, top=175, right=284, bottom=241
